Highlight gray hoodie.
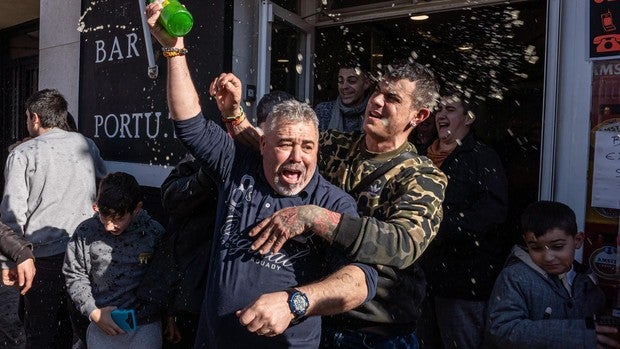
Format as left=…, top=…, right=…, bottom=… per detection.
left=63, top=210, right=164, bottom=324
left=485, top=245, right=606, bottom=349
left=1, top=128, right=107, bottom=266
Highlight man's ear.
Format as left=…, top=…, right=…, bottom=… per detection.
left=31, top=112, right=41, bottom=125
left=574, top=232, right=584, bottom=249
left=464, top=111, right=476, bottom=126
left=411, top=108, right=431, bottom=127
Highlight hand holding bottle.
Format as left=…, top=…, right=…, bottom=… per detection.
left=145, top=2, right=183, bottom=49
left=150, top=0, right=193, bottom=37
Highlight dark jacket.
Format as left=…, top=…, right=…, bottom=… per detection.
left=137, top=156, right=216, bottom=315
left=421, top=132, right=509, bottom=300
left=0, top=220, right=33, bottom=266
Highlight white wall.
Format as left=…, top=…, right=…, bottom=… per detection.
left=541, top=0, right=592, bottom=229
left=37, top=0, right=172, bottom=186
left=232, top=0, right=259, bottom=121
left=38, top=0, right=596, bottom=207
left=38, top=0, right=81, bottom=121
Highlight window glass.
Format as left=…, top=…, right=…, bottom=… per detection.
left=314, top=1, right=545, bottom=241
left=270, top=18, right=305, bottom=98
left=271, top=0, right=298, bottom=14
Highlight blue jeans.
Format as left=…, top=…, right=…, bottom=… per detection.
left=322, top=328, right=420, bottom=349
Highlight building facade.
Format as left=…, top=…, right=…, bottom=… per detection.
left=1, top=0, right=618, bottom=248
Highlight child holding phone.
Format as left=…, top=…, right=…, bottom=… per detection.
left=63, top=172, right=165, bottom=348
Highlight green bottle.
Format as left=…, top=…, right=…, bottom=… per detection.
left=153, top=0, right=194, bottom=37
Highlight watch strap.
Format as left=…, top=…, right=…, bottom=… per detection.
left=285, top=288, right=309, bottom=324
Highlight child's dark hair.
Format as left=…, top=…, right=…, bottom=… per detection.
left=97, top=172, right=142, bottom=217
left=520, top=200, right=577, bottom=237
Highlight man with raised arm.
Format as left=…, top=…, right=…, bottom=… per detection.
left=218, top=63, right=447, bottom=347
left=146, top=4, right=377, bottom=349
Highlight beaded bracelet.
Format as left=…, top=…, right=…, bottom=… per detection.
left=162, top=47, right=188, bottom=58
left=221, top=107, right=245, bottom=126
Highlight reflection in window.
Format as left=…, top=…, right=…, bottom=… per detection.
left=270, top=18, right=304, bottom=98
left=325, top=0, right=411, bottom=10
left=314, top=1, right=545, bottom=242
left=270, top=0, right=298, bottom=14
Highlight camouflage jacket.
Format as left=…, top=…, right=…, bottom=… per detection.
left=319, top=130, right=447, bottom=328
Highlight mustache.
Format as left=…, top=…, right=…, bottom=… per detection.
left=278, top=163, right=306, bottom=173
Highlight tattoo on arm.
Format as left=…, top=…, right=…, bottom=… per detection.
left=304, top=206, right=340, bottom=242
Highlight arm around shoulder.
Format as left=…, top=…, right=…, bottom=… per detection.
left=332, top=160, right=447, bottom=269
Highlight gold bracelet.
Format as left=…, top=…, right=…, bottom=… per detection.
left=221, top=107, right=245, bottom=126
left=162, top=47, right=188, bottom=58
left=230, top=111, right=246, bottom=126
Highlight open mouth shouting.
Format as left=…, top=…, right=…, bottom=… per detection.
left=274, top=163, right=307, bottom=196
left=436, top=119, right=452, bottom=138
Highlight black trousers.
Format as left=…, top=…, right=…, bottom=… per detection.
left=163, top=312, right=200, bottom=349
left=18, top=253, right=73, bottom=349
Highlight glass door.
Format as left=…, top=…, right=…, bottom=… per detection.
left=257, top=1, right=314, bottom=103
left=312, top=0, right=546, bottom=244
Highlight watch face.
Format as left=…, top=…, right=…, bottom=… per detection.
left=289, top=291, right=309, bottom=317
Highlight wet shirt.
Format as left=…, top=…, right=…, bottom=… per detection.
left=63, top=210, right=164, bottom=324
left=174, top=115, right=373, bottom=349
left=0, top=129, right=104, bottom=261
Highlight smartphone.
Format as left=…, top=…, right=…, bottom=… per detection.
left=111, top=309, right=137, bottom=332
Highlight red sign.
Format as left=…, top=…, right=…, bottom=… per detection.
left=591, top=0, right=620, bottom=58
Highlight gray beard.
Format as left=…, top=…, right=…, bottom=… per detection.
left=273, top=176, right=303, bottom=196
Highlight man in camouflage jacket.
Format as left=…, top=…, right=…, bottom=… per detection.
left=224, top=62, right=447, bottom=347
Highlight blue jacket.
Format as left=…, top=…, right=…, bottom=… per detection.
left=485, top=245, right=606, bottom=349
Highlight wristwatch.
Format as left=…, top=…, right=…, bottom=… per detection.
left=285, top=288, right=309, bottom=323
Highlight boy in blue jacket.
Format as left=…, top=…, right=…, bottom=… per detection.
left=486, top=200, right=619, bottom=349
left=63, top=172, right=165, bottom=349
